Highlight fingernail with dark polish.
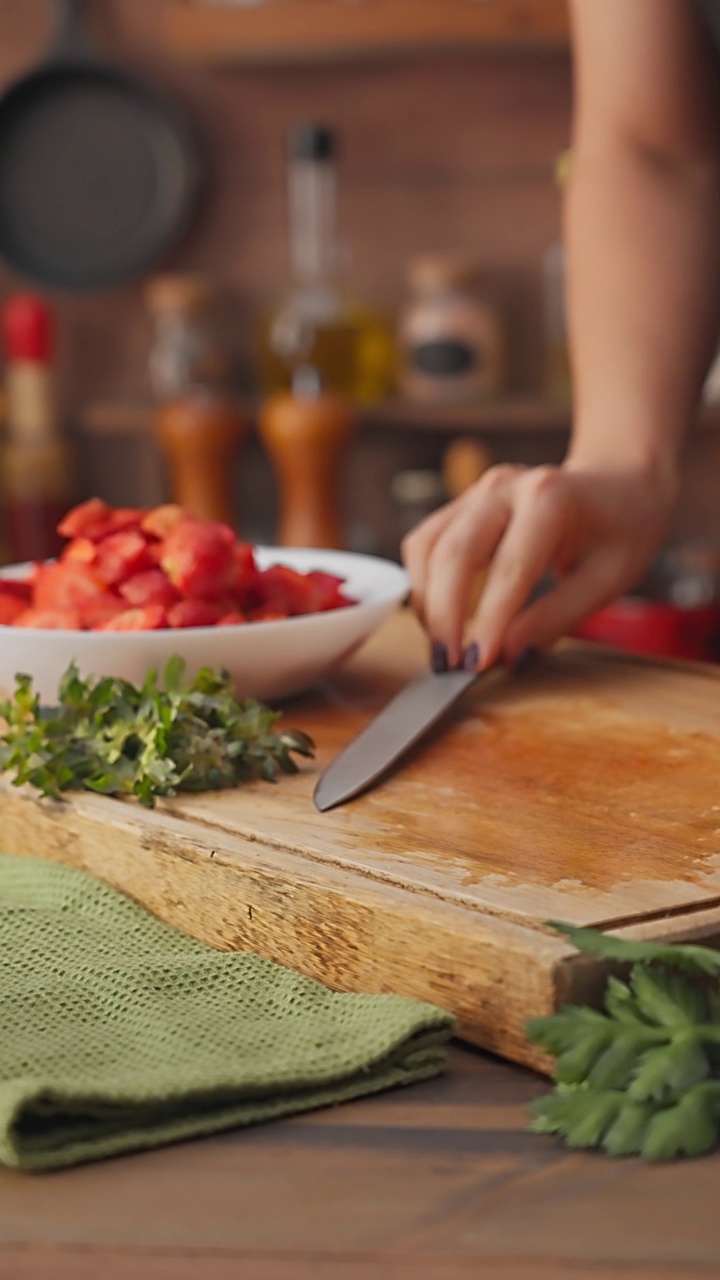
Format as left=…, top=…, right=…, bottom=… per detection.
left=431, top=641, right=449, bottom=673
left=513, top=647, right=538, bottom=675
left=463, top=642, right=480, bottom=672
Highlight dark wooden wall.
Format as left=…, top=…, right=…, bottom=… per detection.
left=2, top=2, right=719, bottom=556
left=0, top=1, right=572, bottom=410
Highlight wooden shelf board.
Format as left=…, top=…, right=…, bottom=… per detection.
left=164, top=0, right=570, bottom=65
left=360, top=395, right=572, bottom=432
left=81, top=397, right=720, bottom=437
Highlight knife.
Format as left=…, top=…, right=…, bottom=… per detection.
left=313, top=665, right=481, bottom=812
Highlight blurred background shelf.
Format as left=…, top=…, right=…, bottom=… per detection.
left=164, top=0, right=570, bottom=65
left=360, top=395, right=571, bottom=432
left=82, top=397, right=720, bottom=438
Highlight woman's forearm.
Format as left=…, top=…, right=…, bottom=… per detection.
left=565, top=146, right=720, bottom=493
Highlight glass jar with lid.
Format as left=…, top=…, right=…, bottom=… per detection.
left=397, top=255, right=505, bottom=404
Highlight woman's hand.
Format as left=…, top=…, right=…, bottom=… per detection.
left=401, top=459, right=677, bottom=672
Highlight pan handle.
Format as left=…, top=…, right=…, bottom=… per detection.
left=49, top=0, right=94, bottom=61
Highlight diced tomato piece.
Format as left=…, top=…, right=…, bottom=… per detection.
left=216, top=611, right=247, bottom=626
left=62, top=537, right=97, bottom=566
left=304, top=569, right=354, bottom=612
left=249, top=606, right=289, bottom=622
left=57, top=498, right=112, bottom=540
left=77, top=596, right=127, bottom=629
left=119, top=569, right=180, bottom=608
left=0, top=576, right=32, bottom=602
left=98, top=605, right=167, bottom=631
left=14, top=607, right=82, bottom=629
left=34, top=561, right=112, bottom=612
left=57, top=499, right=145, bottom=544
left=227, top=542, right=258, bottom=603
left=141, top=504, right=186, bottom=539
left=160, top=519, right=238, bottom=599
left=254, top=564, right=317, bottom=617
left=166, top=598, right=224, bottom=628
left=94, top=531, right=154, bottom=586
left=0, top=595, right=26, bottom=624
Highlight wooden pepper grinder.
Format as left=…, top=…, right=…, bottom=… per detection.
left=146, top=275, right=247, bottom=526
left=258, top=368, right=354, bottom=548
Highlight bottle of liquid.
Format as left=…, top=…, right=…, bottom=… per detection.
left=146, top=274, right=247, bottom=527
left=258, top=123, right=394, bottom=406
left=397, top=256, right=505, bottom=404
left=1, top=295, right=73, bottom=563
left=258, top=367, right=354, bottom=549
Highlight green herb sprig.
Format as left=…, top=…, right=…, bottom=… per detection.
left=0, top=658, right=315, bottom=808
left=528, top=923, right=720, bottom=1161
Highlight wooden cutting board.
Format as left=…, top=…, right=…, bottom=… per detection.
left=4, top=607, right=720, bottom=1073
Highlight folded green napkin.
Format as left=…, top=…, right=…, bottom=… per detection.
left=0, top=851, right=454, bottom=1172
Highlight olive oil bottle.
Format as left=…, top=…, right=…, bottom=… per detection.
left=258, top=123, right=394, bottom=406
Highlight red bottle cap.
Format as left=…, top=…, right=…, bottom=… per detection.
left=2, top=294, right=54, bottom=363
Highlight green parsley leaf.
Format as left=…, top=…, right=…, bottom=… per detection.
left=527, top=921, right=720, bottom=1162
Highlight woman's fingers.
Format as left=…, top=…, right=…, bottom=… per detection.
left=401, top=500, right=460, bottom=625
left=465, top=469, right=573, bottom=668
left=421, top=471, right=519, bottom=665
left=501, top=545, right=630, bottom=662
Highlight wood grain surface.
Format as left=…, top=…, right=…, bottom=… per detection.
left=1, top=1043, right=719, bottom=1280
left=4, top=608, right=720, bottom=1071
left=164, top=0, right=570, bottom=63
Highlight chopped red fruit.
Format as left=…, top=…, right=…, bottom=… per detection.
left=3, top=499, right=357, bottom=630
left=63, top=537, right=97, bottom=566
left=141, top=504, right=186, bottom=539
left=58, top=500, right=144, bottom=543
left=304, top=569, right=354, bottom=611
left=160, top=519, right=238, bottom=599
left=77, top=596, right=127, bottom=629
left=216, top=611, right=247, bottom=626
left=34, top=561, right=113, bottom=613
left=0, top=577, right=32, bottom=602
left=94, top=531, right=154, bottom=586
left=99, top=605, right=167, bottom=631
left=15, top=607, right=83, bottom=629
left=57, top=498, right=111, bottom=540
left=0, top=595, right=26, bottom=624
left=119, top=569, right=180, bottom=609
left=254, top=564, right=318, bottom=616
left=166, top=598, right=224, bottom=628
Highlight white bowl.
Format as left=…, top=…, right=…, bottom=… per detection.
left=0, top=547, right=409, bottom=704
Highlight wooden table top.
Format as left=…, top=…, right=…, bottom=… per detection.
left=1, top=1042, right=718, bottom=1280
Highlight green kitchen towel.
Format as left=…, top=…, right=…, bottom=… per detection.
left=0, top=852, right=454, bottom=1172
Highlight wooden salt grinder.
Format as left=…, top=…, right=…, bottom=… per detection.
left=258, top=376, right=354, bottom=548
left=154, top=395, right=247, bottom=526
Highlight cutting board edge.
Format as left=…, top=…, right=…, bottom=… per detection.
left=4, top=782, right=720, bottom=1074
left=0, top=781, right=580, bottom=1074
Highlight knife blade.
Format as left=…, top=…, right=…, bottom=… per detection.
left=313, top=666, right=480, bottom=812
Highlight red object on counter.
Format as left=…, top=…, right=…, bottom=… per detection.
left=2, top=293, right=53, bottom=363
left=572, top=596, right=720, bottom=663
left=0, top=293, right=73, bottom=563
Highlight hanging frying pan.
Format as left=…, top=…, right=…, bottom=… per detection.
left=0, top=0, right=203, bottom=291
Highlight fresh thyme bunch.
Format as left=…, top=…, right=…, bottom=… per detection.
left=0, top=657, right=314, bottom=808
